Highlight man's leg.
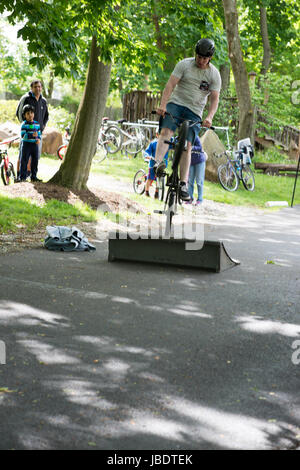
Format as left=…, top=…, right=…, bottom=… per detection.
left=179, top=141, right=192, bottom=183
left=154, top=127, right=173, bottom=168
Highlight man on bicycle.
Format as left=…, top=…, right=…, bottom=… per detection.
left=154, top=38, right=221, bottom=201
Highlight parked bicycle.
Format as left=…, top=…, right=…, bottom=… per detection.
left=57, top=125, right=71, bottom=160
left=152, top=111, right=212, bottom=236
left=133, top=156, right=166, bottom=201
left=0, top=137, right=18, bottom=185
left=216, top=137, right=255, bottom=192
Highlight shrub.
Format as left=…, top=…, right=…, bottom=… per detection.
left=0, top=100, right=19, bottom=123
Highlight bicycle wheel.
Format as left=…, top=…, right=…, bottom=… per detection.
left=57, top=144, right=67, bottom=160
left=133, top=169, right=147, bottom=195
left=218, top=163, right=239, bottom=191
left=172, top=120, right=189, bottom=171
left=125, top=126, right=144, bottom=155
left=1, top=162, right=15, bottom=185
left=103, top=125, right=122, bottom=154
left=241, top=164, right=255, bottom=191
left=165, top=190, right=176, bottom=237
left=157, top=175, right=165, bottom=201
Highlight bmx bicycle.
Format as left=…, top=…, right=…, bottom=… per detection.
left=152, top=111, right=213, bottom=236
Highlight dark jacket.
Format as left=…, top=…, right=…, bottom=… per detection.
left=191, top=136, right=206, bottom=166
left=16, top=91, right=49, bottom=132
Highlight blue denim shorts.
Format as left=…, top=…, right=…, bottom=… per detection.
left=160, top=103, right=202, bottom=144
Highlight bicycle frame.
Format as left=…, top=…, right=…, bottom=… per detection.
left=152, top=111, right=212, bottom=236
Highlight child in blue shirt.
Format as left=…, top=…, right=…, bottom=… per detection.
left=144, top=134, right=170, bottom=198
left=19, top=104, right=42, bottom=182
left=187, top=136, right=207, bottom=205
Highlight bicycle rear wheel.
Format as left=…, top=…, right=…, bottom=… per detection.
left=241, top=165, right=255, bottom=191
left=218, top=163, right=239, bottom=191
left=172, top=120, right=189, bottom=171
left=157, top=175, right=165, bottom=201
left=104, top=125, right=122, bottom=154
left=165, top=190, right=176, bottom=237
left=133, top=169, right=147, bottom=194
left=1, top=162, right=15, bottom=185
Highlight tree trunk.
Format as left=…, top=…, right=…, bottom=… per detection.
left=220, top=62, right=230, bottom=94
left=222, top=0, right=255, bottom=142
left=259, top=4, right=271, bottom=75
left=49, top=35, right=111, bottom=190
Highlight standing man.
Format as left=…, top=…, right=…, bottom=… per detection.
left=154, top=38, right=221, bottom=200
left=16, top=79, right=49, bottom=180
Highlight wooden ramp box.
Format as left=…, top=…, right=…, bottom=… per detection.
left=108, top=233, right=240, bottom=273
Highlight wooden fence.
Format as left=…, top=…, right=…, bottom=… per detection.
left=122, top=90, right=161, bottom=122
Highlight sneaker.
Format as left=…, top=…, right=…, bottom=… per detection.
left=184, top=199, right=193, bottom=205
left=154, top=191, right=159, bottom=199
left=154, top=161, right=166, bottom=177
left=179, top=182, right=191, bottom=201
left=196, top=200, right=202, bottom=206
left=145, top=191, right=150, bottom=197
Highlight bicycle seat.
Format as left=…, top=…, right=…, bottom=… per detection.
left=118, top=119, right=127, bottom=124
left=102, top=117, right=109, bottom=122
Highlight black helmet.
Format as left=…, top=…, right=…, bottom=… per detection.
left=195, top=38, right=215, bottom=57
left=22, top=104, right=35, bottom=118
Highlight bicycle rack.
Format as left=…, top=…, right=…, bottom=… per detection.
left=108, top=232, right=240, bottom=273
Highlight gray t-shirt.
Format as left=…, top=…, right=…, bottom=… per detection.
left=169, top=58, right=222, bottom=117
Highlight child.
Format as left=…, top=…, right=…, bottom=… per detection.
left=144, top=132, right=170, bottom=198
left=187, top=135, right=207, bottom=205
left=19, top=104, right=42, bottom=182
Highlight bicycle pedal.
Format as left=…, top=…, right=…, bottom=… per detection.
left=154, top=210, right=164, bottom=214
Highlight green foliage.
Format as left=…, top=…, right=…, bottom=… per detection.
left=252, top=72, right=300, bottom=127
left=47, top=105, right=75, bottom=132
left=0, top=100, right=19, bottom=123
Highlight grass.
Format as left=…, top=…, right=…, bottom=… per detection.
left=0, top=194, right=98, bottom=233
left=96, top=152, right=300, bottom=209
left=1, top=147, right=299, bottom=236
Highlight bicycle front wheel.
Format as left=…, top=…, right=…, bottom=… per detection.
left=172, top=120, right=189, bottom=171
left=126, top=126, right=145, bottom=155
left=104, top=125, right=122, bottom=154
left=241, top=165, right=255, bottom=191
left=57, top=144, right=67, bottom=160
left=218, top=163, right=239, bottom=191
left=133, top=169, right=147, bottom=194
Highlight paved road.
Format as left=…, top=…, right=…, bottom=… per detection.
left=0, top=205, right=300, bottom=450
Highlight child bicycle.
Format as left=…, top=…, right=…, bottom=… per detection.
left=0, top=137, right=19, bottom=185
left=215, top=137, right=255, bottom=192
left=152, top=111, right=213, bottom=236
left=133, top=156, right=166, bottom=201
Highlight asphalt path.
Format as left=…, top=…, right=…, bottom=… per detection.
left=0, top=205, right=300, bottom=450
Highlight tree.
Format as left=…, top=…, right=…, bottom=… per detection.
left=222, top=0, right=254, bottom=141
left=0, top=0, right=151, bottom=190
left=50, top=36, right=111, bottom=188
left=259, top=1, right=271, bottom=76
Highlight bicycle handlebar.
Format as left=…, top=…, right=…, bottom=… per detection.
left=0, top=136, right=20, bottom=146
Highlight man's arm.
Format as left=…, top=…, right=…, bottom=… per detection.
left=203, top=90, right=220, bottom=127
left=42, top=100, right=49, bottom=131
left=16, top=95, right=28, bottom=123
left=157, top=74, right=180, bottom=115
